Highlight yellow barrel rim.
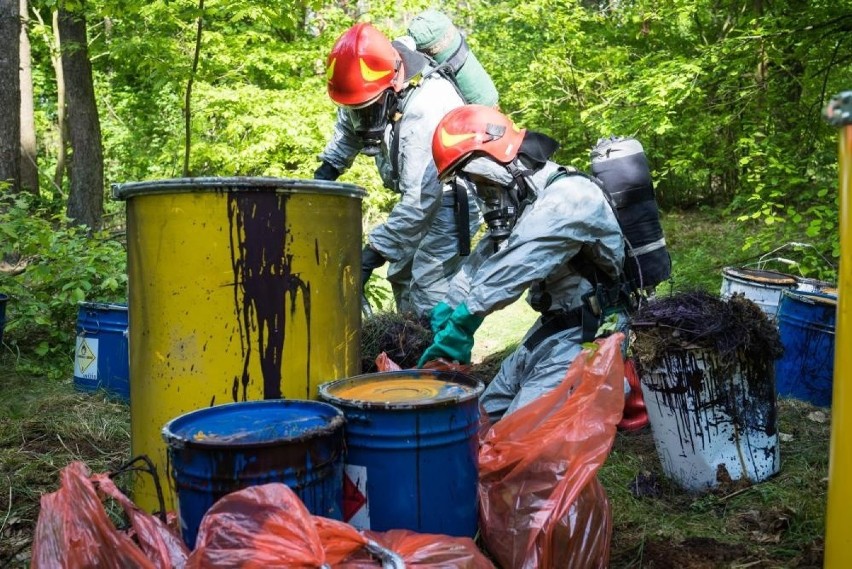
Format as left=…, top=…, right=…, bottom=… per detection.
left=112, top=176, right=365, bottom=200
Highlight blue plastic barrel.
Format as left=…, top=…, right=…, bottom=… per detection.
left=319, top=370, right=484, bottom=537
left=775, top=289, right=837, bottom=406
left=0, top=293, right=8, bottom=345
left=162, top=399, right=345, bottom=548
left=74, top=302, right=130, bottom=401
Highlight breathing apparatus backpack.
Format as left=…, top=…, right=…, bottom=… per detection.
left=589, top=136, right=672, bottom=294
left=387, top=11, right=498, bottom=257
left=407, top=9, right=498, bottom=107
left=537, top=136, right=671, bottom=318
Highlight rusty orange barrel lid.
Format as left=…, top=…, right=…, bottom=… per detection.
left=721, top=267, right=798, bottom=285
left=319, top=370, right=483, bottom=409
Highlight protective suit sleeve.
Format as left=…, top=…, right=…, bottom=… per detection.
left=465, top=177, right=624, bottom=315
left=317, top=108, right=363, bottom=174
left=368, top=78, right=463, bottom=262
left=443, top=233, right=498, bottom=307
left=418, top=303, right=484, bottom=366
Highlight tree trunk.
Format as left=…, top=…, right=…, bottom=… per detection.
left=0, top=0, right=21, bottom=193
left=20, top=0, right=38, bottom=194
left=58, top=2, right=103, bottom=231
left=183, top=0, right=204, bottom=177
left=51, top=10, right=67, bottom=192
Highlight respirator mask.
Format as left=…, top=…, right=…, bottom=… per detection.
left=346, top=90, right=398, bottom=157
left=461, top=173, right=521, bottom=244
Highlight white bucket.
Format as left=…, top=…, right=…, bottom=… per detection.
left=640, top=347, right=780, bottom=492
left=720, top=267, right=797, bottom=321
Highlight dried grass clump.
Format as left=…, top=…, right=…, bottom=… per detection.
left=360, top=311, right=434, bottom=373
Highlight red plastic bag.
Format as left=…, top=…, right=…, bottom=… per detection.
left=338, top=529, right=495, bottom=568
left=478, top=333, right=626, bottom=569
left=188, top=482, right=495, bottom=568
left=187, top=484, right=366, bottom=568
left=31, top=461, right=189, bottom=569
left=376, top=351, right=472, bottom=375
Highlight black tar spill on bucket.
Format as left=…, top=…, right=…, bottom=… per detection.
left=631, top=291, right=784, bottom=452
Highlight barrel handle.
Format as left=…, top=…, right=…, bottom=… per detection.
left=79, top=311, right=101, bottom=335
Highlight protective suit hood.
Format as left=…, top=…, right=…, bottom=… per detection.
left=518, top=131, right=559, bottom=167
left=460, top=156, right=562, bottom=197
left=392, top=38, right=429, bottom=83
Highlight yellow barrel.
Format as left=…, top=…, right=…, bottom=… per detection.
left=113, top=177, right=365, bottom=512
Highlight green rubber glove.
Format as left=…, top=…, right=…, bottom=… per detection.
left=429, top=301, right=454, bottom=333
left=418, top=303, right=484, bottom=366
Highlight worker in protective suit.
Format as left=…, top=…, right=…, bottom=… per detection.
left=418, top=105, right=627, bottom=422
left=315, top=23, right=482, bottom=317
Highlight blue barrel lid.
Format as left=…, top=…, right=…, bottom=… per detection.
left=781, top=288, right=838, bottom=307
left=319, top=370, right=484, bottom=410
left=162, top=399, right=344, bottom=449
left=112, top=177, right=365, bottom=200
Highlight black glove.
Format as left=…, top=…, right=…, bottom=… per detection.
left=314, top=161, right=341, bottom=181
left=361, top=245, right=386, bottom=290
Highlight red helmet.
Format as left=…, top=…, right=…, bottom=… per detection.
left=326, top=23, right=405, bottom=107
left=432, top=105, right=526, bottom=179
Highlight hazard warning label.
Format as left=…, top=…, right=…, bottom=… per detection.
left=74, top=336, right=98, bottom=379
left=343, top=464, right=369, bottom=529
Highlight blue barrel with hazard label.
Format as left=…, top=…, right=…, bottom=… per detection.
left=319, top=370, right=483, bottom=537
left=74, top=302, right=130, bottom=402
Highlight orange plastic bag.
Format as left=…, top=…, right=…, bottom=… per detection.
left=187, top=482, right=494, bottom=568
left=187, top=483, right=367, bottom=568
left=31, top=461, right=189, bottom=569
left=478, top=333, right=626, bottom=569
left=339, top=529, right=495, bottom=568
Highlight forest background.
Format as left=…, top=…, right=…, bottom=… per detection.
left=0, top=0, right=849, bottom=379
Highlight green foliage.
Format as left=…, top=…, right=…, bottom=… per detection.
left=0, top=195, right=127, bottom=374
left=16, top=0, right=846, bottom=344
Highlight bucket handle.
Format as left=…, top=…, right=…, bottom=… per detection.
left=755, top=242, right=836, bottom=273
left=364, top=540, right=406, bottom=569
left=108, top=455, right=167, bottom=525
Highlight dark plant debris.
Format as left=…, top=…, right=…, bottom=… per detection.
left=630, top=290, right=783, bottom=368
left=360, top=311, right=434, bottom=372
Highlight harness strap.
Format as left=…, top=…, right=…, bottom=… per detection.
left=442, top=35, right=470, bottom=74
left=454, top=180, right=471, bottom=256
left=523, top=305, right=600, bottom=351
left=390, top=77, right=469, bottom=256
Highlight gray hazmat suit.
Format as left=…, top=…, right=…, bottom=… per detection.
left=444, top=158, right=625, bottom=422
left=318, top=64, right=481, bottom=317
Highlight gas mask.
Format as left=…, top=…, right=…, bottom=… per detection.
left=460, top=173, right=522, bottom=244
left=346, top=90, right=398, bottom=157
